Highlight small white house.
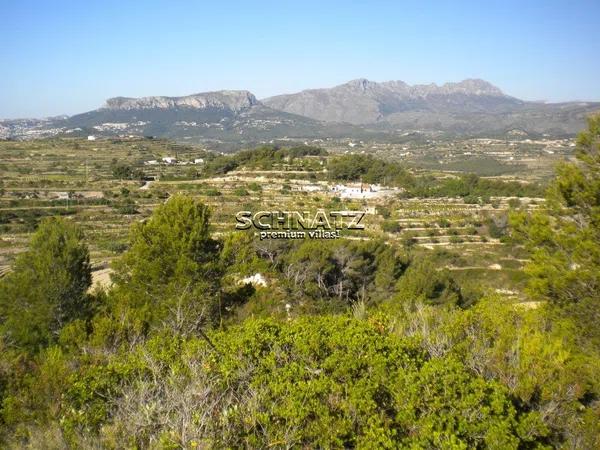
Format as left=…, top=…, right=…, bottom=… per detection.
left=144, top=160, right=159, bottom=166
left=162, top=156, right=177, bottom=164
left=194, top=158, right=204, bottom=164
left=87, top=135, right=96, bottom=141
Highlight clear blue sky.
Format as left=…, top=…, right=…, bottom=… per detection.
left=1, top=0, right=599, bottom=118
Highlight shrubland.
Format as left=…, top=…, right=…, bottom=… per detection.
left=203, top=145, right=327, bottom=175
left=0, top=117, right=599, bottom=448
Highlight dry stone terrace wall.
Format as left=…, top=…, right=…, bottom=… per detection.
left=0, top=137, right=540, bottom=300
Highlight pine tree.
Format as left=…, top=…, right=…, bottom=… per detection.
left=0, top=218, right=91, bottom=351
left=511, top=114, right=600, bottom=346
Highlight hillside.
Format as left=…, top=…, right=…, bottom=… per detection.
left=264, top=78, right=600, bottom=135
left=2, top=81, right=599, bottom=141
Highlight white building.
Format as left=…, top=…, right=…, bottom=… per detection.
left=87, top=135, right=96, bottom=141
left=331, top=183, right=400, bottom=199
left=292, top=184, right=323, bottom=192
left=162, top=156, right=177, bottom=164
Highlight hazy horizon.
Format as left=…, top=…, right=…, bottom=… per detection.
left=2, top=0, right=600, bottom=119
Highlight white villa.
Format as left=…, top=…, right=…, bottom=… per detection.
left=331, top=183, right=401, bottom=199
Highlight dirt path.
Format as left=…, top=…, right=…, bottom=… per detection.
left=140, top=180, right=153, bottom=190
left=90, top=267, right=112, bottom=291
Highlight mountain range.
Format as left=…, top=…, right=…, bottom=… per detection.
left=264, top=79, right=520, bottom=124
left=2, top=79, right=599, bottom=142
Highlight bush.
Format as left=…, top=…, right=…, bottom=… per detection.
left=438, top=218, right=451, bottom=228
left=378, top=206, right=391, bottom=219
left=401, top=233, right=417, bottom=249
left=111, top=163, right=143, bottom=180
left=381, top=220, right=401, bottom=233
left=395, top=257, right=462, bottom=305
left=233, top=187, right=249, bottom=196
left=49, top=316, right=548, bottom=449
left=115, top=199, right=138, bottom=215
left=247, top=182, right=262, bottom=192
left=508, top=198, right=521, bottom=209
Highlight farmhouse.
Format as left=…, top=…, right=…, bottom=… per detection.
left=331, top=183, right=401, bottom=199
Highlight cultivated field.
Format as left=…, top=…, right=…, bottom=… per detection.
left=0, top=137, right=560, bottom=301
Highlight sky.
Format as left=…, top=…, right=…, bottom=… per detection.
left=1, top=0, right=599, bottom=119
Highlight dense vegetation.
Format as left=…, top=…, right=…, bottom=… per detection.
left=0, top=117, right=599, bottom=448
left=406, top=173, right=545, bottom=200
left=511, top=114, right=600, bottom=348
left=203, top=145, right=327, bottom=175
left=327, top=153, right=544, bottom=200
left=327, top=154, right=414, bottom=187
left=202, top=146, right=544, bottom=201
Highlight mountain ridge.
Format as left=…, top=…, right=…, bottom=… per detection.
left=103, top=90, right=259, bottom=112
left=2, top=79, right=599, bottom=141
left=262, top=78, right=525, bottom=124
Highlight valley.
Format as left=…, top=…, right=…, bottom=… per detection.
left=0, top=136, right=558, bottom=304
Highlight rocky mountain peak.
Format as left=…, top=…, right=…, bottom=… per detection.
left=262, top=78, right=516, bottom=124
left=441, top=79, right=505, bottom=96
left=103, top=90, right=259, bottom=112
left=344, top=78, right=376, bottom=91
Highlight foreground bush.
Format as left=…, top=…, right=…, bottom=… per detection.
left=3, top=316, right=549, bottom=449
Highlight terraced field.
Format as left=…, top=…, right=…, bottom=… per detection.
left=0, top=137, right=540, bottom=301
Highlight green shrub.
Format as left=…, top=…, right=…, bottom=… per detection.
left=53, top=316, right=547, bottom=449
left=438, top=218, right=451, bottom=228
left=381, top=220, right=401, bottom=233
left=233, top=187, right=249, bottom=196
left=508, top=198, right=521, bottom=209
left=247, top=182, right=262, bottom=192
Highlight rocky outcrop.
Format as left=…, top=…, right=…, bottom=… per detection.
left=263, top=78, right=523, bottom=124
left=103, top=90, right=259, bottom=112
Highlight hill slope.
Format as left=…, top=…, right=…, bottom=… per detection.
left=2, top=82, right=599, bottom=141
left=263, top=79, right=600, bottom=135
left=59, top=90, right=376, bottom=142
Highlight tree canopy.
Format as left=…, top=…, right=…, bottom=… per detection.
left=108, top=194, right=223, bottom=339
left=0, top=217, right=91, bottom=352
left=511, top=114, right=600, bottom=346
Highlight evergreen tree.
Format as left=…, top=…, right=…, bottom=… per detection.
left=109, top=194, right=222, bottom=337
left=0, top=218, right=91, bottom=351
left=511, top=114, right=600, bottom=346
